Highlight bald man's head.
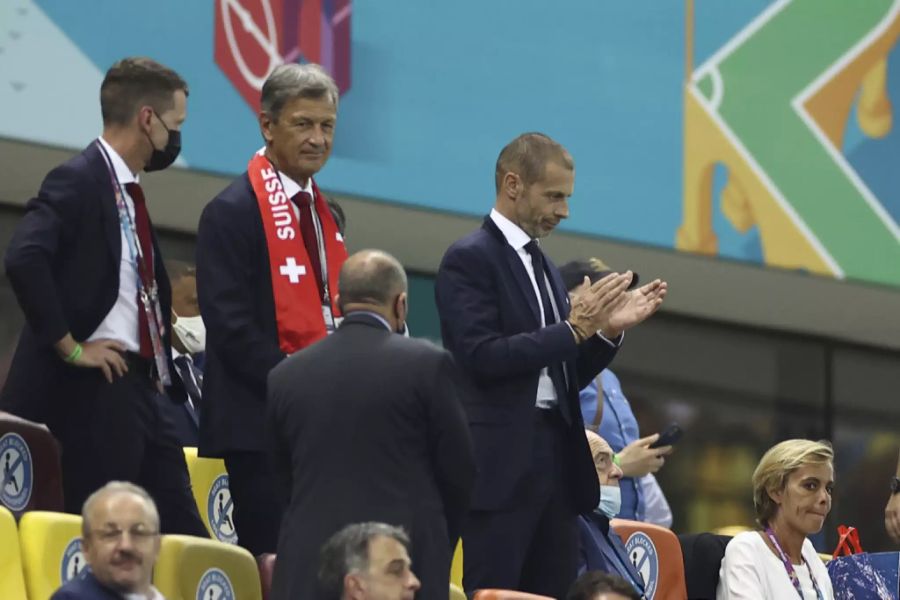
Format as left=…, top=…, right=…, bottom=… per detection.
left=338, top=250, right=409, bottom=332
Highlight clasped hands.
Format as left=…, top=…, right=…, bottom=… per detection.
left=567, top=271, right=667, bottom=342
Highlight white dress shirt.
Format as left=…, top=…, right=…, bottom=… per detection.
left=716, top=531, right=834, bottom=600
left=489, top=209, right=569, bottom=408
left=87, top=137, right=141, bottom=352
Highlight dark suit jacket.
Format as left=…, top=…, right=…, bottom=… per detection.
left=50, top=570, right=138, bottom=599
left=434, top=217, right=617, bottom=513
left=577, top=513, right=647, bottom=597
left=195, top=174, right=286, bottom=457
left=266, top=312, right=476, bottom=600
left=1, top=141, right=183, bottom=426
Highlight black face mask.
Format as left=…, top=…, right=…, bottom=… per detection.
left=145, top=111, right=181, bottom=172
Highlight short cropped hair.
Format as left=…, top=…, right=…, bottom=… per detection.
left=260, top=63, right=339, bottom=121
left=81, top=481, right=160, bottom=537
left=567, top=570, right=641, bottom=600
left=338, top=250, right=407, bottom=306
left=317, top=523, right=410, bottom=600
left=100, top=57, right=188, bottom=126
left=495, top=132, right=574, bottom=192
left=752, top=439, right=833, bottom=526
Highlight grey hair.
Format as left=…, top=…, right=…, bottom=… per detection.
left=260, top=63, right=339, bottom=120
left=81, top=481, right=160, bottom=537
left=317, top=523, right=410, bottom=600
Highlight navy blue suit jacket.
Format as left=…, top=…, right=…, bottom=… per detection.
left=578, top=513, right=647, bottom=597
left=196, top=174, right=286, bottom=456
left=1, top=141, right=184, bottom=425
left=434, top=217, right=617, bottom=512
left=50, top=570, right=126, bottom=599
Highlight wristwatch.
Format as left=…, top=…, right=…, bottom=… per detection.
left=891, top=476, right=900, bottom=494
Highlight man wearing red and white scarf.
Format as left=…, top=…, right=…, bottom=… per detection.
left=196, top=63, right=348, bottom=556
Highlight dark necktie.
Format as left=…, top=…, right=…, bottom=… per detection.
left=174, top=355, right=202, bottom=407
left=524, top=240, right=571, bottom=424
left=293, top=191, right=325, bottom=301
left=125, top=182, right=155, bottom=358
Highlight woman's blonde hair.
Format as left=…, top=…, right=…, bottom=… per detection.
left=751, top=439, right=833, bottom=526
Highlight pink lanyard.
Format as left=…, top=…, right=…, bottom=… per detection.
left=764, top=527, right=824, bottom=600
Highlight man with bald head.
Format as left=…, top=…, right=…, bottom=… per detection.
left=266, top=250, right=475, bottom=600
left=52, top=482, right=163, bottom=599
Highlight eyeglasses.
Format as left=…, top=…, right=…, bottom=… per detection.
left=89, top=526, right=159, bottom=544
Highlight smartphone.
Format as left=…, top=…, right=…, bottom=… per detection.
left=649, top=423, right=682, bottom=449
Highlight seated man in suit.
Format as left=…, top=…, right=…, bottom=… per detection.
left=163, top=260, right=205, bottom=446
left=267, top=250, right=475, bottom=600
left=52, top=481, right=164, bottom=600
left=577, top=430, right=646, bottom=597
left=317, top=522, right=421, bottom=600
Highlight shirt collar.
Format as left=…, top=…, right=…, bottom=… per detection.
left=348, top=310, right=393, bottom=331
left=98, top=137, right=139, bottom=185
left=123, top=585, right=165, bottom=600
left=256, top=147, right=314, bottom=199
left=490, top=208, right=532, bottom=251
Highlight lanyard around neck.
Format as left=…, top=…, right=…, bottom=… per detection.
left=764, top=527, right=824, bottom=600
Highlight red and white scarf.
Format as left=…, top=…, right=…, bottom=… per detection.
left=248, top=152, right=348, bottom=354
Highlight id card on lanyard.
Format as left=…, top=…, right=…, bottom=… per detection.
left=95, top=141, right=172, bottom=386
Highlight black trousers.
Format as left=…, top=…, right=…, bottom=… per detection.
left=53, top=362, right=207, bottom=538
left=463, top=408, right=579, bottom=600
left=224, top=451, right=284, bottom=556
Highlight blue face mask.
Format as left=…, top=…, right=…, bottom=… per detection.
left=597, top=484, right=622, bottom=519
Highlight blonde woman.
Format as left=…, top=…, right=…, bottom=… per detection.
left=717, top=439, right=835, bottom=600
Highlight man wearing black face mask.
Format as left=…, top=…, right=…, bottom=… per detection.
left=265, top=249, right=476, bottom=600
left=0, top=57, right=207, bottom=537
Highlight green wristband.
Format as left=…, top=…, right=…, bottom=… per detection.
left=612, top=453, right=621, bottom=467
left=65, top=343, right=83, bottom=364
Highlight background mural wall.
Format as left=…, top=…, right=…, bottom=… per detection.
left=1, top=0, right=898, bottom=286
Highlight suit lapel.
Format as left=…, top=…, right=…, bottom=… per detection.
left=481, top=218, right=541, bottom=325
left=84, top=142, right=122, bottom=264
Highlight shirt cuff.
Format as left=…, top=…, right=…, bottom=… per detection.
left=596, top=330, right=624, bottom=347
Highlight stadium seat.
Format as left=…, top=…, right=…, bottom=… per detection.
left=611, top=518, right=688, bottom=600
left=257, top=553, right=276, bottom=600
left=450, top=538, right=463, bottom=588
left=472, top=591, right=553, bottom=600
left=0, top=506, right=27, bottom=600
left=0, top=411, right=64, bottom=516
left=678, top=532, right=731, bottom=600
left=19, top=511, right=85, bottom=600
left=153, top=534, right=262, bottom=600
left=182, top=447, right=237, bottom=543
left=450, top=582, right=466, bottom=600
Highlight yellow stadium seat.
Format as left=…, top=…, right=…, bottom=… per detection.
left=182, top=447, right=237, bottom=544
left=154, top=534, right=262, bottom=600
left=0, top=506, right=27, bottom=600
left=19, top=511, right=85, bottom=600
left=450, top=582, right=466, bottom=600
left=450, top=538, right=463, bottom=588
left=712, top=524, right=753, bottom=537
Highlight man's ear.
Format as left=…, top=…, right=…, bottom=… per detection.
left=343, top=573, right=364, bottom=599
left=503, top=172, right=522, bottom=200
left=259, top=111, right=275, bottom=145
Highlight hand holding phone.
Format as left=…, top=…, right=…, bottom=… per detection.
left=649, top=423, right=682, bottom=449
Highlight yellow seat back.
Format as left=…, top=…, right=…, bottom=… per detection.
left=19, top=511, right=85, bottom=600
left=182, top=447, right=237, bottom=543
left=450, top=538, right=463, bottom=588
left=154, top=534, right=262, bottom=600
left=450, top=582, right=466, bottom=600
left=0, top=506, right=27, bottom=599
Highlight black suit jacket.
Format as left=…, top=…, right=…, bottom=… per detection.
left=50, top=571, right=128, bottom=600
left=195, top=173, right=286, bottom=456
left=1, top=142, right=182, bottom=424
left=266, top=313, right=476, bottom=600
left=434, top=217, right=617, bottom=513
